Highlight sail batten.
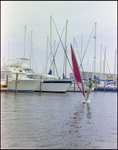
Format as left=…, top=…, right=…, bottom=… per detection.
left=71, top=44, right=85, bottom=97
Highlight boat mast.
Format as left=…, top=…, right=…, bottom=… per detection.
left=53, top=39, right=55, bottom=76
left=81, top=34, right=83, bottom=69
left=46, top=36, right=49, bottom=73
left=8, top=42, right=10, bottom=64
left=30, top=30, right=33, bottom=68
left=24, top=26, right=26, bottom=58
left=100, top=44, right=102, bottom=79
left=103, top=47, right=106, bottom=80
left=114, top=49, right=116, bottom=81
left=50, top=16, right=52, bottom=71
left=93, top=22, right=97, bottom=79
left=87, top=57, right=89, bottom=80
left=64, top=20, right=68, bottom=77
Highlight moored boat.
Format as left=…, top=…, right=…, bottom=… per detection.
left=16, top=58, right=72, bottom=93
left=1, top=59, right=40, bottom=93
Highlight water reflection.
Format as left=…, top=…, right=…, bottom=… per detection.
left=86, top=103, right=91, bottom=119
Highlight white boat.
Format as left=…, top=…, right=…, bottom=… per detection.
left=1, top=59, right=40, bottom=93
left=16, top=58, right=72, bottom=93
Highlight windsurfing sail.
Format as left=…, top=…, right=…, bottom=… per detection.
left=70, top=44, right=85, bottom=97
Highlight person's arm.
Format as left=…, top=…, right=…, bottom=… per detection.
left=86, top=83, right=90, bottom=86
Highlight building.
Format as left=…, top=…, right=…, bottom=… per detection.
left=70, top=71, right=117, bottom=81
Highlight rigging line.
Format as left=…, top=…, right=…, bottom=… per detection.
left=102, top=49, right=111, bottom=75
left=52, top=19, right=73, bottom=72
left=43, top=39, right=51, bottom=73
left=74, top=39, right=86, bottom=79
left=54, top=60, right=59, bottom=78
left=44, top=23, right=66, bottom=74
left=50, top=22, right=66, bottom=67
left=79, top=26, right=94, bottom=69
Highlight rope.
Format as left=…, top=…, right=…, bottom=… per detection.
left=79, top=26, right=95, bottom=69
left=74, top=39, right=86, bottom=79
left=52, top=19, right=73, bottom=71
left=103, top=49, right=112, bottom=75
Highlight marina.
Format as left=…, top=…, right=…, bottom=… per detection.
left=1, top=1, right=117, bottom=149
left=1, top=91, right=117, bottom=149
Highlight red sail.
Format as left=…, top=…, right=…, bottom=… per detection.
left=71, top=44, right=85, bottom=97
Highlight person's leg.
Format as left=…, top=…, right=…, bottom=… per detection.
left=85, top=91, right=91, bottom=101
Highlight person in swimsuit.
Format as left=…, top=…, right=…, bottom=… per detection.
left=85, top=78, right=93, bottom=101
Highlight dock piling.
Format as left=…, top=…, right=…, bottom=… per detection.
left=15, top=73, right=18, bottom=93
left=40, top=76, right=42, bottom=94
left=6, top=74, right=8, bottom=92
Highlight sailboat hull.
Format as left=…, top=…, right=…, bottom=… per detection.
left=35, top=80, right=72, bottom=93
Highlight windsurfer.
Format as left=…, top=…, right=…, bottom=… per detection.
left=85, top=78, right=93, bottom=101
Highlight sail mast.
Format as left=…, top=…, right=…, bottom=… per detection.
left=8, top=42, right=10, bottom=64
left=114, top=49, right=116, bottom=81
left=100, top=44, right=102, bottom=79
left=94, top=22, right=97, bottom=79
left=30, top=30, right=33, bottom=68
left=103, top=47, right=106, bottom=80
left=53, top=39, right=55, bottom=76
left=64, top=20, right=68, bottom=77
left=46, top=36, right=49, bottom=73
left=50, top=16, right=52, bottom=71
left=81, top=34, right=83, bottom=68
left=24, top=26, right=26, bottom=57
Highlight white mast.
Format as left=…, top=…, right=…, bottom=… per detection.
left=8, top=42, right=10, bottom=64
left=64, top=20, right=68, bottom=77
left=81, top=34, right=83, bottom=65
left=114, top=49, right=116, bottom=81
left=24, top=26, right=26, bottom=57
left=46, top=36, right=49, bottom=73
left=103, top=47, right=106, bottom=80
left=87, top=57, right=89, bottom=80
left=50, top=16, right=52, bottom=71
left=94, top=22, right=97, bottom=79
left=53, top=40, right=55, bottom=76
left=80, top=34, right=83, bottom=73
left=100, top=44, right=102, bottom=79
left=30, top=30, right=33, bottom=68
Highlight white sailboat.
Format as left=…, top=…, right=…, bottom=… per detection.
left=94, top=48, right=117, bottom=91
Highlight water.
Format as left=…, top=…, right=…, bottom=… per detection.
left=1, top=91, right=117, bottom=149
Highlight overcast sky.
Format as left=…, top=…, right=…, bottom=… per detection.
left=1, top=1, right=117, bottom=78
